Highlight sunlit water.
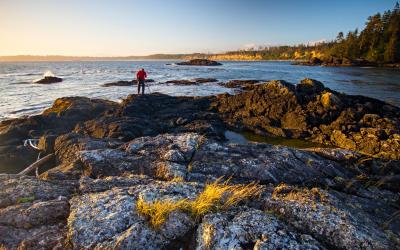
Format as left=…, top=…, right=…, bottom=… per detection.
left=1, top=61, right=399, bottom=121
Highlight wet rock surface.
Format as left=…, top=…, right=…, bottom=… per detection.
left=1, top=79, right=400, bottom=249
left=34, top=76, right=63, bottom=84
left=165, top=78, right=218, bottom=85
left=101, top=79, right=155, bottom=87
left=222, top=79, right=262, bottom=90
left=176, top=59, right=222, bottom=66
left=213, top=78, right=400, bottom=159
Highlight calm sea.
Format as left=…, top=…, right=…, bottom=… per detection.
left=1, top=60, right=399, bottom=121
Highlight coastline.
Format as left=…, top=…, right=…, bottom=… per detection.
left=2, top=58, right=399, bottom=68
left=1, top=78, right=399, bottom=249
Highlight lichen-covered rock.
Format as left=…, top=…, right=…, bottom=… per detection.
left=188, top=140, right=352, bottom=185
left=0, top=174, right=76, bottom=209
left=0, top=174, right=76, bottom=249
left=264, top=184, right=396, bottom=249
left=196, top=208, right=323, bottom=249
left=67, top=180, right=200, bottom=249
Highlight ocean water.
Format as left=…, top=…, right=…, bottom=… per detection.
left=0, top=60, right=400, bottom=121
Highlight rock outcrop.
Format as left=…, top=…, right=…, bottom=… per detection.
left=34, top=76, right=63, bottom=84
left=0, top=97, right=118, bottom=173
left=102, top=79, right=155, bottom=87
left=294, top=57, right=378, bottom=67
left=177, top=59, right=222, bottom=66
left=222, top=79, right=262, bottom=90
left=213, top=78, right=400, bottom=159
left=165, top=78, right=218, bottom=85
left=1, top=78, right=399, bottom=249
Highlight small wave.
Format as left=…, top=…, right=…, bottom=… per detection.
left=0, top=72, right=40, bottom=77
left=8, top=106, right=45, bottom=115
left=10, top=81, right=31, bottom=85
left=43, top=70, right=55, bottom=77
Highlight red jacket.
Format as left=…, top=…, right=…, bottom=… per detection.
left=136, top=70, right=147, bottom=80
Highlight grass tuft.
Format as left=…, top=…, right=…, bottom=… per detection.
left=136, top=178, right=262, bottom=228
left=137, top=196, right=187, bottom=229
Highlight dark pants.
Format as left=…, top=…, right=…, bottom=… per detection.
left=137, top=79, right=145, bottom=95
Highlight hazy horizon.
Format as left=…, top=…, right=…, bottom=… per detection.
left=1, top=0, right=397, bottom=56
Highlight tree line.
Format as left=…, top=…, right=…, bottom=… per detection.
left=213, top=3, right=400, bottom=64
left=329, top=2, right=400, bottom=63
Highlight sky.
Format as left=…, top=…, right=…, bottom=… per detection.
left=0, top=0, right=397, bottom=56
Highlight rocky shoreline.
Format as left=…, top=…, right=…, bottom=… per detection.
left=0, top=79, right=399, bottom=249
left=293, top=57, right=400, bottom=68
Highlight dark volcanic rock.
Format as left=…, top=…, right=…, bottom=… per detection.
left=177, top=59, right=222, bottom=66
left=223, top=79, right=262, bottom=90
left=165, top=79, right=197, bottom=85
left=0, top=97, right=118, bottom=173
left=194, top=78, right=218, bottom=83
left=34, top=76, right=63, bottom=84
left=165, top=78, right=218, bottom=85
left=102, top=79, right=155, bottom=87
left=213, top=78, right=400, bottom=159
left=75, top=93, right=225, bottom=141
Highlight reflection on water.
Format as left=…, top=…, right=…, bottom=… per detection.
left=225, top=130, right=329, bottom=149
left=1, top=61, right=400, bottom=121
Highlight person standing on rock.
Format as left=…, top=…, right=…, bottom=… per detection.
left=136, top=68, right=147, bottom=95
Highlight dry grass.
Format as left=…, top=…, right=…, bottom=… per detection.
left=136, top=178, right=263, bottom=228
left=169, top=176, right=185, bottom=182
left=136, top=196, right=187, bottom=229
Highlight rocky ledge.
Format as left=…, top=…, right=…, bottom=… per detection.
left=214, top=78, right=400, bottom=160
left=34, top=76, right=63, bottom=84
left=294, top=57, right=379, bottom=67
left=165, top=78, right=218, bottom=85
left=176, top=59, right=222, bottom=66
left=102, top=79, right=155, bottom=87
left=0, top=78, right=399, bottom=249
left=221, top=79, right=263, bottom=90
